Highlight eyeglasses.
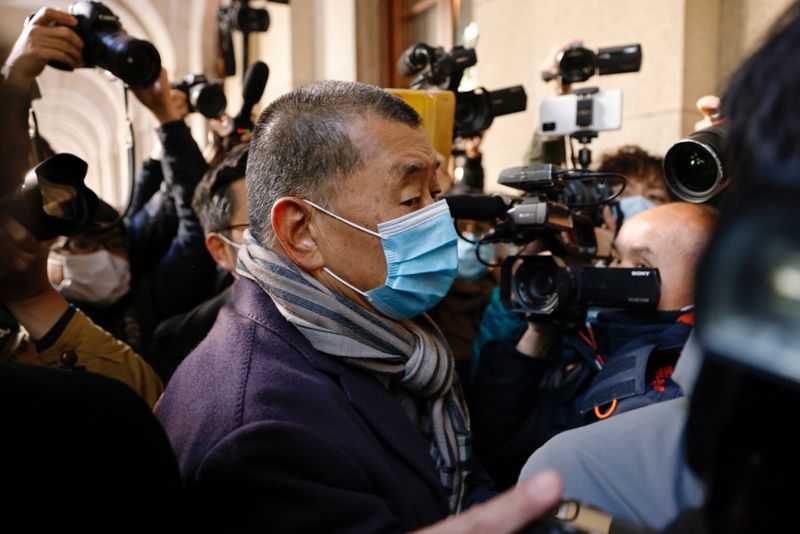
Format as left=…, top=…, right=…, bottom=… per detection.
left=213, top=223, right=249, bottom=234
left=53, top=231, right=127, bottom=254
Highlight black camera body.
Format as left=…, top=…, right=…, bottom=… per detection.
left=501, top=255, right=661, bottom=317
left=397, top=42, right=527, bottom=138
left=547, top=44, right=642, bottom=85
left=172, top=75, right=227, bottom=119
left=50, top=1, right=161, bottom=88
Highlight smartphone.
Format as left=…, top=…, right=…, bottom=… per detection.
left=538, top=89, right=623, bottom=137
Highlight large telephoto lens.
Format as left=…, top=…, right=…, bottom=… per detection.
left=664, top=125, right=727, bottom=203
left=96, top=32, right=161, bottom=88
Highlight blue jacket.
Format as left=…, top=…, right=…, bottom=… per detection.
left=157, top=278, right=450, bottom=532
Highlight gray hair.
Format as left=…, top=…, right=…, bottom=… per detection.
left=245, top=80, right=420, bottom=247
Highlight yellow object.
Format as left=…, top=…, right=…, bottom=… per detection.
left=2, top=308, right=164, bottom=408
left=388, top=89, right=455, bottom=159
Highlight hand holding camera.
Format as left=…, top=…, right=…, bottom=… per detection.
left=132, top=68, right=184, bottom=125
left=1, top=7, right=84, bottom=90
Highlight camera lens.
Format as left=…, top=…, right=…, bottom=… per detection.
left=191, top=83, right=227, bottom=119
left=664, top=125, right=727, bottom=203
left=97, top=33, right=161, bottom=88
left=514, top=259, right=561, bottom=314
left=559, top=47, right=596, bottom=85
left=669, top=143, right=718, bottom=193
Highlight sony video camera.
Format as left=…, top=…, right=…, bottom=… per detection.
left=172, top=75, right=227, bottom=119
left=397, top=42, right=527, bottom=138
left=48, top=1, right=161, bottom=88
left=445, top=164, right=661, bottom=317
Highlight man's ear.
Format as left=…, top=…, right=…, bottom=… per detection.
left=205, top=234, right=236, bottom=273
left=271, top=197, right=325, bottom=272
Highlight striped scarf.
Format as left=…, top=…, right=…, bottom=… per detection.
left=237, top=232, right=471, bottom=512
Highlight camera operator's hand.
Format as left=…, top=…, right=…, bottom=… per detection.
left=0, top=213, right=69, bottom=339
left=540, top=39, right=582, bottom=95
left=694, top=95, right=722, bottom=131
left=465, top=134, right=484, bottom=159
left=1, top=8, right=84, bottom=91
left=415, top=470, right=563, bottom=534
left=132, top=68, right=183, bottom=125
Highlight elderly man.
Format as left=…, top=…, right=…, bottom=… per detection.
left=156, top=81, right=561, bottom=532
left=471, top=202, right=717, bottom=489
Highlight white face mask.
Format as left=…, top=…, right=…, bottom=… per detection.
left=49, top=250, right=131, bottom=308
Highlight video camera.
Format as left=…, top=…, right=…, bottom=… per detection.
left=397, top=42, right=527, bottom=138
left=172, top=75, right=227, bottom=119
left=48, top=1, right=161, bottom=89
left=542, top=43, right=642, bottom=85
left=445, top=164, right=661, bottom=317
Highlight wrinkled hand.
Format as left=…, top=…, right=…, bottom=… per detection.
left=415, top=471, right=563, bottom=534
left=132, top=68, right=183, bottom=124
left=1, top=7, right=84, bottom=90
left=0, top=213, right=53, bottom=302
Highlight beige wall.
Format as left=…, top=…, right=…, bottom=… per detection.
left=467, top=0, right=792, bottom=192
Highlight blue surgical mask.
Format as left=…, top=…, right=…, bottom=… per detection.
left=619, top=195, right=656, bottom=221
left=456, top=235, right=492, bottom=282
left=306, top=199, right=459, bottom=321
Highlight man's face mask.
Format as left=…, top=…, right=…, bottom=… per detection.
left=456, top=235, right=493, bottom=282
left=619, top=195, right=656, bottom=221
left=49, top=250, right=131, bottom=307
left=305, top=199, right=459, bottom=321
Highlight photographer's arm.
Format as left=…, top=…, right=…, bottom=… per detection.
left=471, top=322, right=561, bottom=488
left=1, top=8, right=83, bottom=91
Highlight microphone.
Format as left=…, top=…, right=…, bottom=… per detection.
left=444, top=194, right=509, bottom=221
left=397, top=43, right=437, bottom=77
left=233, top=60, right=269, bottom=136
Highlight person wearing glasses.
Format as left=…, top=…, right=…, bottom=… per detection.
left=147, top=145, right=250, bottom=382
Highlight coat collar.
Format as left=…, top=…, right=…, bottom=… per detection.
left=231, top=277, right=450, bottom=511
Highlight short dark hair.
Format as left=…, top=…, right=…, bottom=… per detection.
left=246, top=80, right=421, bottom=247
left=597, top=145, right=673, bottom=197
left=193, top=144, right=249, bottom=235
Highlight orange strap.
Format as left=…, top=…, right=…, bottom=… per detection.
left=594, top=399, right=618, bottom=420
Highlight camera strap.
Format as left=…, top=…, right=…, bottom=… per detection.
left=118, top=85, right=136, bottom=224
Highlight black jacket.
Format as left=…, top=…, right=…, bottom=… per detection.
left=471, top=310, right=692, bottom=489
left=81, top=121, right=216, bottom=351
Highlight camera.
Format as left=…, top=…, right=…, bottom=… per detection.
left=48, top=1, right=161, bottom=89
left=444, top=164, right=660, bottom=317
left=172, top=75, right=227, bottom=119
left=3, top=153, right=99, bottom=241
left=219, top=1, right=270, bottom=34
left=544, top=44, right=642, bottom=85
left=663, top=124, right=728, bottom=203
left=397, top=42, right=527, bottom=138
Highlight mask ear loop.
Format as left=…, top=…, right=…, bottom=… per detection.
left=303, top=200, right=377, bottom=297
left=216, top=232, right=242, bottom=250
left=304, top=199, right=382, bottom=238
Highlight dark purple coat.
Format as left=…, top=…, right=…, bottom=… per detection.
left=157, top=277, right=450, bottom=532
